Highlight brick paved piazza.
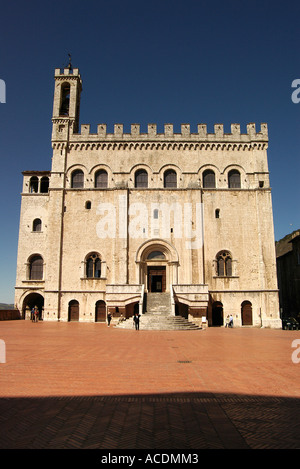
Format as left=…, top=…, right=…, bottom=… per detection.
left=0, top=321, right=299, bottom=449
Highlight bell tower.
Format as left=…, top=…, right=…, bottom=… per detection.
left=51, top=60, right=82, bottom=140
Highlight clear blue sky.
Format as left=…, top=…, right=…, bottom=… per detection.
left=0, top=0, right=299, bottom=304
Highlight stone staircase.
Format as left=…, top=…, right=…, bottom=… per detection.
left=115, top=292, right=202, bottom=330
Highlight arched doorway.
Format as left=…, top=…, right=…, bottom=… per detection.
left=136, top=240, right=179, bottom=292
left=241, top=301, right=252, bottom=325
left=147, top=251, right=166, bottom=292
left=95, top=300, right=106, bottom=322
left=68, top=300, right=79, bottom=322
left=212, top=301, right=223, bottom=326
left=22, top=292, right=44, bottom=320
left=148, top=266, right=166, bottom=292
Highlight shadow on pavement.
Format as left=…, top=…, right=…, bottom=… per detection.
left=0, top=391, right=299, bottom=450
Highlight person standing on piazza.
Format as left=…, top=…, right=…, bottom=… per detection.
left=133, top=313, right=140, bottom=330
left=107, top=312, right=112, bottom=327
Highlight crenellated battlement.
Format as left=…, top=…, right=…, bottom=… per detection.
left=54, top=67, right=81, bottom=77
left=64, top=122, right=268, bottom=144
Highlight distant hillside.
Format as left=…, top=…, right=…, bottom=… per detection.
left=0, top=303, right=15, bottom=310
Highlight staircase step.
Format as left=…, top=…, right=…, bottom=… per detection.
left=115, top=312, right=202, bottom=330
left=115, top=292, right=202, bottom=330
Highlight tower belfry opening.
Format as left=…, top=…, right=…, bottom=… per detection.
left=59, top=83, right=70, bottom=116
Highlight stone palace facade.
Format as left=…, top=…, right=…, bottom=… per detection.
left=14, top=66, right=281, bottom=328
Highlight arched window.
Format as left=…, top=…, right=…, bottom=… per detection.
left=71, top=169, right=84, bottom=188
left=95, top=169, right=108, bottom=188
left=40, top=177, right=49, bottom=193
left=153, top=209, right=159, bottom=219
left=29, top=255, right=43, bottom=280
left=29, top=176, right=39, bottom=193
left=135, top=169, right=148, bottom=188
left=228, top=170, right=241, bottom=188
left=164, top=169, right=177, bottom=188
left=203, top=170, right=216, bottom=188
left=60, top=83, right=70, bottom=116
left=147, top=251, right=166, bottom=260
left=33, top=218, right=42, bottom=232
left=85, top=201, right=91, bottom=209
left=216, top=251, right=232, bottom=277
left=86, top=253, right=101, bottom=278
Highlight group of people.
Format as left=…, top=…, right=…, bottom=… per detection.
left=107, top=311, right=141, bottom=330
left=31, top=306, right=40, bottom=322
left=225, top=314, right=234, bottom=328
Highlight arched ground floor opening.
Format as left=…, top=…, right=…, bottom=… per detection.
left=95, top=300, right=106, bottom=322
left=241, top=301, right=253, bottom=326
left=68, top=300, right=79, bottom=322
left=211, top=301, right=224, bottom=326
left=22, top=292, right=44, bottom=320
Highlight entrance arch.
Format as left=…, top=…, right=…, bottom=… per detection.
left=95, top=300, right=106, bottom=322
left=136, top=239, right=179, bottom=292
left=241, top=301, right=253, bottom=325
left=22, top=292, right=44, bottom=320
left=212, top=301, right=224, bottom=326
left=68, top=300, right=79, bottom=322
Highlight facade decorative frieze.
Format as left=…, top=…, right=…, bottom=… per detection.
left=52, top=141, right=267, bottom=151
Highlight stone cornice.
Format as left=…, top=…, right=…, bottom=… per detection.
left=52, top=141, right=267, bottom=151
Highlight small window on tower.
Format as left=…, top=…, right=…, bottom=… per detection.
left=33, top=218, right=42, bottom=232
left=40, top=177, right=49, bottom=193
left=29, top=176, right=39, bottom=193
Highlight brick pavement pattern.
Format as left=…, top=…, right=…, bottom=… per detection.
left=0, top=321, right=299, bottom=449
